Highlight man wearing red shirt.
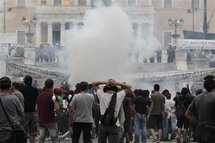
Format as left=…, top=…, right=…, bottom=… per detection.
left=36, top=79, right=60, bottom=143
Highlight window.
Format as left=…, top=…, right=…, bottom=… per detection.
left=17, top=0, right=25, bottom=7
left=163, top=0, right=172, bottom=9
left=193, top=0, right=199, bottom=9
left=164, top=32, right=172, bottom=47
left=17, top=31, right=25, bottom=44
left=54, top=0, right=62, bottom=5
left=78, top=0, right=86, bottom=5
left=128, top=0, right=136, bottom=6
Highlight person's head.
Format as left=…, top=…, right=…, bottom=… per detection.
left=176, top=91, right=180, bottom=96
left=75, top=83, right=80, bottom=90
left=162, top=89, right=171, bottom=99
left=204, top=75, right=215, bottom=81
left=44, top=79, right=54, bottom=89
left=142, top=90, right=150, bottom=98
left=79, top=81, right=89, bottom=92
left=88, top=84, right=93, bottom=90
left=103, top=84, right=119, bottom=93
left=154, top=84, right=160, bottom=92
left=24, top=75, right=32, bottom=86
left=162, top=89, right=169, bottom=96
left=181, top=87, right=189, bottom=96
left=204, top=79, right=215, bottom=92
left=136, top=89, right=143, bottom=96
left=12, top=81, right=21, bottom=91
left=54, top=87, right=63, bottom=96
left=0, top=76, right=11, bottom=90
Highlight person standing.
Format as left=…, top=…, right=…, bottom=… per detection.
left=174, top=87, right=192, bottom=143
left=36, top=78, right=60, bottom=143
left=92, top=79, right=131, bottom=143
left=0, top=76, right=24, bottom=143
left=69, top=81, right=94, bottom=143
left=20, top=75, right=39, bottom=143
left=147, top=84, right=165, bottom=143
left=132, top=89, right=149, bottom=143
left=11, top=81, right=24, bottom=108
left=186, top=75, right=215, bottom=143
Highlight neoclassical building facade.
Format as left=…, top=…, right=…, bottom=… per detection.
left=1, top=0, right=215, bottom=49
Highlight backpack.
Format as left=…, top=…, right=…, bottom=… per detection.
left=176, top=99, right=187, bottom=116
left=100, top=93, right=117, bottom=126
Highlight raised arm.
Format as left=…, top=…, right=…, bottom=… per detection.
left=92, top=79, right=131, bottom=94
left=92, top=81, right=108, bottom=92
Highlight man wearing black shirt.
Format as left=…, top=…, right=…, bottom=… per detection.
left=20, top=75, right=39, bottom=143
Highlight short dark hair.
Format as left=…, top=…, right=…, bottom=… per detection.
left=204, top=75, right=215, bottom=81
left=79, top=81, right=88, bottom=91
left=12, top=82, right=21, bottom=89
left=24, top=75, right=32, bottom=86
left=142, top=90, right=150, bottom=98
left=204, top=79, right=215, bottom=92
left=45, top=79, right=54, bottom=89
left=162, top=89, right=171, bottom=99
left=0, top=76, right=11, bottom=90
left=103, top=84, right=119, bottom=93
left=181, top=87, right=189, bottom=96
left=154, top=84, right=160, bottom=91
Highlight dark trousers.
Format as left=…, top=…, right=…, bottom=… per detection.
left=98, top=124, right=120, bottom=143
left=72, top=122, right=92, bottom=143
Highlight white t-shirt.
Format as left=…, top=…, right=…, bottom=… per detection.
left=97, top=89, right=126, bottom=126
left=165, top=99, right=176, bottom=118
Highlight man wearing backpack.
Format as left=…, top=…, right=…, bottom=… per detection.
left=92, top=79, right=131, bottom=143
left=174, top=87, right=192, bottom=143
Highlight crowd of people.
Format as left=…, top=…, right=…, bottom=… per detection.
left=0, top=75, right=215, bottom=143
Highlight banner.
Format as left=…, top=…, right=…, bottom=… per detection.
left=178, top=39, right=215, bottom=50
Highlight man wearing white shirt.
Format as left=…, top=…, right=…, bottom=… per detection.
left=165, top=94, right=177, bottom=140
left=92, top=79, right=131, bottom=143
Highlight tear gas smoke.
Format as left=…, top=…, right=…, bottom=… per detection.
left=65, top=6, right=132, bottom=85
left=60, top=5, right=161, bottom=88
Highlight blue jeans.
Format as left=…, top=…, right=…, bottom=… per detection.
left=133, top=114, right=147, bottom=143
left=38, top=122, right=59, bottom=143
left=162, top=117, right=169, bottom=140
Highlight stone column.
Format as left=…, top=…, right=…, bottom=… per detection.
left=35, top=22, right=41, bottom=47
left=47, top=22, right=53, bottom=45
left=60, top=22, right=66, bottom=46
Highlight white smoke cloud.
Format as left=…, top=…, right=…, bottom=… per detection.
left=133, top=30, right=161, bottom=63
left=65, top=6, right=132, bottom=85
